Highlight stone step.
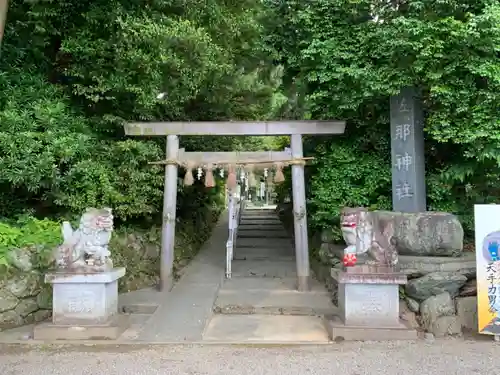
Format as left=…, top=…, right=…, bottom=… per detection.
left=203, top=314, right=329, bottom=343
left=233, top=247, right=294, bottom=260
left=236, top=238, right=293, bottom=248
left=238, top=230, right=289, bottom=238
left=238, top=225, right=285, bottom=231
left=231, top=259, right=297, bottom=278
left=241, top=214, right=276, bottom=218
left=242, top=208, right=276, bottom=213
left=233, top=255, right=295, bottom=261
left=220, top=277, right=328, bottom=293
left=239, top=219, right=282, bottom=226
left=240, top=216, right=280, bottom=221
left=234, top=246, right=293, bottom=254
left=240, top=214, right=280, bottom=218
left=242, top=208, right=276, bottom=212
left=214, top=285, right=335, bottom=316
left=241, top=216, right=279, bottom=220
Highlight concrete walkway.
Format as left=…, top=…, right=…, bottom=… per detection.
left=127, top=203, right=336, bottom=343
left=125, top=213, right=230, bottom=342
left=201, top=204, right=336, bottom=343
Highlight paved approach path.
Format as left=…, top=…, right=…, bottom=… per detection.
left=116, top=203, right=335, bottom=343
left=202, top=204, right=335, bottom=342
left=1, top=338, right=499, bottom=375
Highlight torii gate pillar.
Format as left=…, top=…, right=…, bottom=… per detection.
left=161, top=135, right=179, bottom=291
left=290, top=134, right=310, bottom=291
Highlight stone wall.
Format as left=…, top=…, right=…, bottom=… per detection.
left=402, top=257, right=477, bottom=337
left=0, top=230, right=163, bottom=331
left=0, top=274, right=52, bottom=330
left=0, top=246, right=52, bottom=330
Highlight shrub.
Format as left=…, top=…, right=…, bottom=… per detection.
left=0, top=217, right=61, bottom=268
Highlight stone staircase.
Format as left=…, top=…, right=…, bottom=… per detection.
left=203, top=205, right=336, bottom=342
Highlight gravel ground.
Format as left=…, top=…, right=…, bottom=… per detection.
left=0, top=338, right=499, bottom=375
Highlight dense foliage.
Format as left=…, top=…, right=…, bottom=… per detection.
left=1, top=0, right=499, bottom=257
left=0, top=0, right=279, bottom=221
left=267, top=0, right=500, bottom=238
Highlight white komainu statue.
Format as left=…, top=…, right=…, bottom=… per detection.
left=54, top=208, right=114, bottom=272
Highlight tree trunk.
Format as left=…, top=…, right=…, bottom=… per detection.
left=0, top=0, right=8, bottom=54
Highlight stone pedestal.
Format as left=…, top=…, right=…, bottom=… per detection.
left=33, top=267, right=128, bottom=340
left=324, top=265, right=417, bottom=341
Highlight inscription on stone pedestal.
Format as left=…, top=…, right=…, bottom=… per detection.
left=61, top=287, right=96, bottom=314
left=350, top=285, right=387, bottom=317
left=390, top=87, right=426, bottom=213
left=344, top=284, right=399, bottom=326
left=361, top=293, right=383, bottom=315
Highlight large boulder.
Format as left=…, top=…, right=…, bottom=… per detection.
left=4, top=272, right=41, bottom=298
left=0, top=310, right=24, bottom=329
left=36, top=287, right=52, bottom=310
left=373, top=211, right=463, bottom=256
left=419, top=292, right=462, bottom=337
left=0, top=289, right=19, bottom=313
left=405, top=272, right=467, bottom=301
left=14, top=298, right=39, bottom=318
left=6, top=247, right=34, bottom=272
left=320, top=229, right=336, bottom=244
left=430, top=316, right=462, bottom=337
left=419, top=292, right=455, bottom=330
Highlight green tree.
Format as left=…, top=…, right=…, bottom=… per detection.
left=266, top=0, right=500, bottom=236
left=1, top=0, right=280, bottom=221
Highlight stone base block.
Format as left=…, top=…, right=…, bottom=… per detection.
left=46, top=267, right=125, bottom=325
left=33, top=314, right=129, bottom=341
left=333, top=267, right=407, bottom=328
left=339, top=282, right=401, bottom=327
left=324, top=315, right=417, bottom=341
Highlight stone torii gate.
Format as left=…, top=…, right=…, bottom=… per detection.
left=124, top=121, right=346, bottom=292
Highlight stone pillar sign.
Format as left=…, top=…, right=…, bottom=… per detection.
left=390, top=87, right=426, bottom=213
